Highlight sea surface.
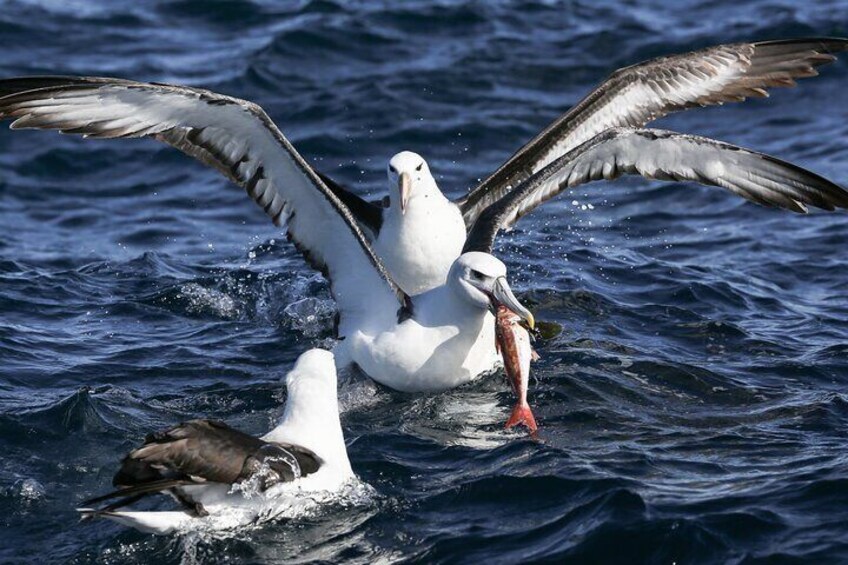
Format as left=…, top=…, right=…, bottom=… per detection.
left=1, top=1, right=847, bottom=563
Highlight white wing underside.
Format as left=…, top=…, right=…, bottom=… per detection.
left=0, top=79, right=405, bottom=334
left=460, top=38, right=848, bottom=226
left=534, top=44, right=822, bottom=167
left=512, top=129, right=848, bottom=222
left=464, top=127, right=848, bottom=252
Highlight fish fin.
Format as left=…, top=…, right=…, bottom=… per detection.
left=505, top=403, right=538, bottom=434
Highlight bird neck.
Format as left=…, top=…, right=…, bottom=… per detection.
left=412, top=283, right=488, bottom=332
left=264, top=385, right=351, bottom=474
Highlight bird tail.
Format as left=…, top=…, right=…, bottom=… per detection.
left=76, top=509, right=192, bottom=534
left=82, top=479, right=188, bottom=507
left=78, top=478, right=191, bottom=521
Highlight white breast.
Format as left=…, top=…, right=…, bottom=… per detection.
left=374, top=198, right=466, bottom=295
left=343, top=291, right=501, bottom=393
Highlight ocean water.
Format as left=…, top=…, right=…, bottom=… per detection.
left=1, top=1, right=847, bottom=563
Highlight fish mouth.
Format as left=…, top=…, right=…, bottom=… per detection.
left=489, top=276, right=534, bottom=330
left=398, top=171, right=411, bottom=214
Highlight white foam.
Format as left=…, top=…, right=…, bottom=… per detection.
left=177, top=282, right=240, bottom=319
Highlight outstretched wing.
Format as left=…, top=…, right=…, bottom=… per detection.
left=0, top=76, right=405, bottom=334
left=316, top=171, right=384, bottom=237
left=458, top=37, right=848, bottom=227
left=464, top=127, right=848, bottom=253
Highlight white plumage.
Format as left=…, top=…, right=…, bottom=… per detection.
left=0, top=37, right=846, bottom=395
left=374, top=151, right=466, bottom=295
left=79, top=349, right=355, bottom=535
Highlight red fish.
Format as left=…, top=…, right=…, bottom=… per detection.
left=495, top=304, right=540, bottom=434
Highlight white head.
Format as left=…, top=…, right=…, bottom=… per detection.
left=285, top=348, right=338, bottom=397
left=448, top=252, right=535, bottom=328
left=387, top=151, right=439, bottom=214
left=268, top=349, right=351, bottom=475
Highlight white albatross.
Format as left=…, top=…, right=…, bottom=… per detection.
left=348, top=37, right=848, bottom=294
left=0, top=74, right=535, bottom=392
left=1, top=37, right=847, bottom=391
left=78, top=348, right=354, bottom=534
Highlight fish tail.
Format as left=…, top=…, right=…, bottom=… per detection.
left=505, top=403, right=538, bottom=434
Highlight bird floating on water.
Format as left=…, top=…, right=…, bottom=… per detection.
left=370, top=37, right=848, bottom=294
left=78, top=349, right=353, bottom=534
left=1, top=38, right=847, bottom=393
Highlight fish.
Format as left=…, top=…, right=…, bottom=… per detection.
left=495, top=304, right=540, bottom=434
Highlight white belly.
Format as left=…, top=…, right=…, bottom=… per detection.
left=374, top=201, right=466, bottom=295
left=100, top=467, right=354, bottom=534
left=346, top=312, right=500, bottom=393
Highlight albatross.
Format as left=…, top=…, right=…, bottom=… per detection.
left=0, top=71, right=536, bottom=393
left=1, top=38, right=847, bottom=392
left=365, top=37, right=848, bottom=294
left=78, top=348, right=354, bottom=534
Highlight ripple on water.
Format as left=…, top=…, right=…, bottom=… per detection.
left=1, top=0, right=848, bottom=563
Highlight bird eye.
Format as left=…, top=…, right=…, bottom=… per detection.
left=470, top=269, right=485, bottom=280
left=416, top=162, right=423, bottom=172
left=389, top=165, right=397, bottom=174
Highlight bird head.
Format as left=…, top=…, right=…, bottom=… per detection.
left=387, top=151, right=435, bottom=215
left=448, top=252, right=534, bottom=329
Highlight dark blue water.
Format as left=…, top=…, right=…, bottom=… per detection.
left=1, top=1, right=848, bottom=562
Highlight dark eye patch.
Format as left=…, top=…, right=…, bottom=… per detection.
left=470, top=269, right=485, bottom=280
left=416, top=162, right=423, bottom=172
left=389, top=165, right=397, bottom=174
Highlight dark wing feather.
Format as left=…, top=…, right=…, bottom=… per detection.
left=0, top=76, right=138, bottom=98
left=83, top=419, right=321, bottom=512
left=464, top=127, right=848, bottom=253
left=458, top=37, right=848, bottom=228
left=114, top=419, right=264, bottom=487
left=0, top=76, right=406, bottom=334
left=82, top=478, right=193, bottom=507
left=316, top=171, right=383, bottom=236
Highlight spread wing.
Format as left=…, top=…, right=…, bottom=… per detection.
left=464, top=127, right=848, bottom=253
left=458, top=37, right=848, bottom=228
left=0, top=76, right=404, bottom=334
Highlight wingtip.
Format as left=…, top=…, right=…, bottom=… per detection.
left=757, top=152, right=848, bottom=212
left=756, top=37, right=848, bottom=52
left=76, top=507, right=99, bottom=522
left=792, top=200, right=809, bottom=214
left=813, top=37, right=848, bottom=53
